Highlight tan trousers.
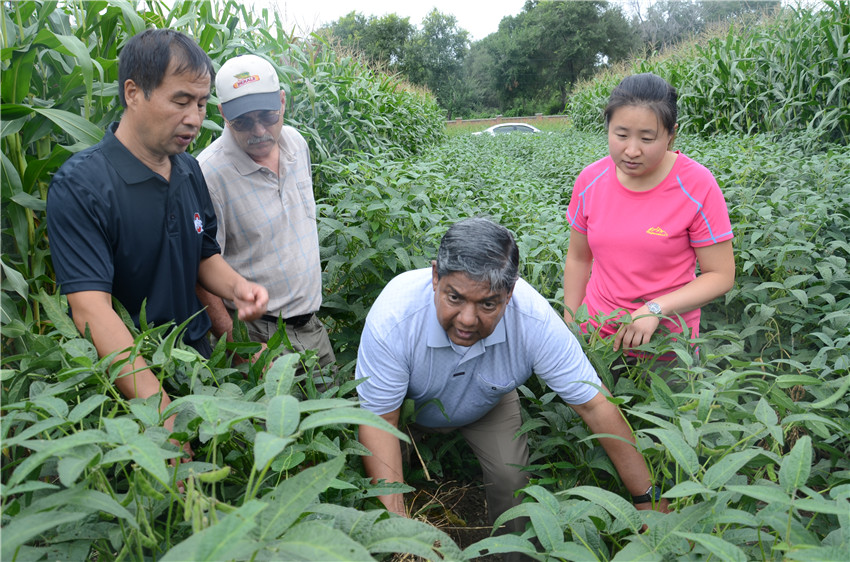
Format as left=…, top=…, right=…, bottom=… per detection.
left=415, top=390, right=530, bottom=536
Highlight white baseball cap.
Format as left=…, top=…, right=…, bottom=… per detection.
left=215, top=54, right=281, bottom=120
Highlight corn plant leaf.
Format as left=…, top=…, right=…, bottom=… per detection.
left=253, top=432, right=294, bottom=471
left=676, top=532, right=747, bottom=562
left=29, top=107, right=103, bottom=146
left=161, top=500, right=266, bottom=562
left=1, top=49, right=37, bottom=104
left=702, top=449, right=763, bottom=490
left=1, top=256, right=28, bottom=300
left=269, top=520, right=374, bottom=561
left=266, top=394, right=300, bottom=438
left=254, top=455, right=346, bottom=540
left=779, top=435, right=812, bottom=494
left=0, top=512, right=87, bottom=560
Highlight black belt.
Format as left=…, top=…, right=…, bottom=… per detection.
left=260, top=312, right=313, bottom=328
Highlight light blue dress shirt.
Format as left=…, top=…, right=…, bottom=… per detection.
left=356, top=268, right=602, bottom=428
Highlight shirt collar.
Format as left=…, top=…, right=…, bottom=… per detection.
left=101, top=122, right=182, bottom=185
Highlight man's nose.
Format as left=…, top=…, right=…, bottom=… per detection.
left=457, top=303, right=477, bottom=327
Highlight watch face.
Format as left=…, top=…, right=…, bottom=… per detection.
left=647, top=302, right=661, bottom=314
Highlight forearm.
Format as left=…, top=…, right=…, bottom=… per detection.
left=68, top=292, right=171, bottom=408
left=638, top=271, right=732, bottom=318
left=359, top=410, right=405, bottom=515
left=563, top=256, right=591, bottom=322
left=198, top=254, right=268, bottom=321
left=572, top=394, right=651, bottom=496
left=195, top=283, right=233, bottom=340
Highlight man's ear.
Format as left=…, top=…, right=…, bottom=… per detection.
left=431, top=260, right=439, bottom=292
left=280, top=90, right=286, bottom=116
left=123, top=79, right=141, bottom=109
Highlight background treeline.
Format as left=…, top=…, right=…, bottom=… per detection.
left=323, top=0, right=783, bottom=118
left=2, top=0, right=849, bottom=560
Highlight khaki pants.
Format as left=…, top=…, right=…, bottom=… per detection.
left=246, top=314, right=336, bottom=379
left=414, top=390, right=530, bottom=537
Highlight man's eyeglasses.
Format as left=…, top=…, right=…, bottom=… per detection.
left=228, top=110, right=281, bottom=132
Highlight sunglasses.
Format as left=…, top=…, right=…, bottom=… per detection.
left=228, top=110, right=281, bottom=132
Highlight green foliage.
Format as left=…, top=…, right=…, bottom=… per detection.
left=3, top=0, right=850, bottom=559
left=568, top=1, right=850, bottom=144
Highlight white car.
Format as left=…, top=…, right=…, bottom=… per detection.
left=473, top=123, right=542, bottom=135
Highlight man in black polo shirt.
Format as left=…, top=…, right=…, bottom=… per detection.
left=46, top=29, right=268, bottom=455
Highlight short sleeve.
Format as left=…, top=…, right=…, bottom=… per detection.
left=566, top=176, right=589, bottom=233
left=47, top=168, right=114, bottom=295
left=355, top=321, right=411, bottom=415
left=532, top=306, right=602, bottom=405
left=688, top=177, right=734, bottom=248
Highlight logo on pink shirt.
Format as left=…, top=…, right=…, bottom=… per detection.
left=646, top=227, right=668, bottom=237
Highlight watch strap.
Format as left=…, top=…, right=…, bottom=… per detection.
left=632, top=485, right=662, bottom=504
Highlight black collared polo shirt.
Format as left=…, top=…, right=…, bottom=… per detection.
left=47, top=122, right=220, bottom=344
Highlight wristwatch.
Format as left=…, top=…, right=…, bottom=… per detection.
left=646, top=301, right=662, bottom=315
left=632, top=485, right=662, bottom=504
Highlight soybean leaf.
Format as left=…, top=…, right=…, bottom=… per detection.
left=703, top=450, right=763, bottom=490
left=779, top=435, right=812, bottom=494
left=161, top=500, right=266, bottom=562
left=299, top=407, right=408, bottom=441
left=264, top=353, right=299, bottom=397
left=266, top=394, right=300, bottom=438
left=270, top=520, right=373, bottom=561
left=254, top=455, right=346, bottom=540
left=253, top=432, right=294, bottom=471
left=0, top=512, right=86, bottom=560
left=675, top=532, right=746, bottom=562
left=643, top=428, right=699, bottom=476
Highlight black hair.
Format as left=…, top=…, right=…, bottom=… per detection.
left=604, top=73, right=678, bottom=135
left=117, top=29, right=214, bottom=108
left=436, top=217, right=520, bottom=293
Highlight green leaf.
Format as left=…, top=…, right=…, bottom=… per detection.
left=264, top=353, right=299, bottom=396
left=643, top=428, right=699, bottom=476
left=253, top=432, right=294, bottom=471
left=463, top=534, right=539, bottom=559
left=779, top=435, right=812, bottom=494
left=676, top=532, right=747, bottom=562
left=561, top=486, right=643, bottom=534
left=367, top=516, right=464, bottom=559
left=1, top=49, right=37, bottom=104
left=754, top=397, right=782, bottom=443
left=0, top=512, right=87, bottom=560
left=57, top=444, right=102, bottom=486
left=103, top=416, right=139, bottom=444
left=266, top=394, right=300, bottom=438
left=810, top=375, right=850, bottom=409
left=271, top=520, right=374, bottom=560
left=702, top=450, right=762, bottom=490
left=1, top=257, right=28, bottom=300
left=30, top=107, right=103, bottom=146
left=8, top=430, right=108, bottom=487
left=725, top=484, right=792, bottom=505
left=254, top=455, right=346, bottom=540
left=525, top=502, right=566, bottom=551
left=34, top=289, right=79, bottom=338
left=664, top=480, right=714, bottom=497
left=162, top=500, right=266, bottom=562
left=299, top=407, right=408, bottom=441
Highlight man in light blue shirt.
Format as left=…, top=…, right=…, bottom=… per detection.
left=356, top=217, right=668, bottom=542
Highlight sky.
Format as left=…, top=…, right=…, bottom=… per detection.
left=245, top=0, right=530, bottom=41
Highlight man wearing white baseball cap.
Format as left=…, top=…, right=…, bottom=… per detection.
left=197, top=54, right=336, bottom=376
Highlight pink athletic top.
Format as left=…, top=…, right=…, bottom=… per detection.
left=566, top=152, right=733, bottom=340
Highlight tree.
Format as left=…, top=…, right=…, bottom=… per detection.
left=323, top=11, right=413, bottom=70
left=403, top=9, right=470, bottom=119
left=486, top=1, right=639, bottom=113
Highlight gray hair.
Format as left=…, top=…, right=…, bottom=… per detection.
left=436, top=217, right=519, bottom=293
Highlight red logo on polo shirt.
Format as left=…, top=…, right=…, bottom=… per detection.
left=193, top=212, right=203, bottom=234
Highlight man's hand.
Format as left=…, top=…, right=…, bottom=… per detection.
left=232, top=279, right=268, bottom=321
left=613, top=306, right=660, bottom=351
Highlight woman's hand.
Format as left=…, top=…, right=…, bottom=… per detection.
left=613, top=305, right=660, bottom=351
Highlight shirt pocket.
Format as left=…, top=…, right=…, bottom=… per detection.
left=296, top=178, right=316, bottom=220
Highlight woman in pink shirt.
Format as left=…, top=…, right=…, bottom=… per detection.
left=564, top=73, right=735, bottom=371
